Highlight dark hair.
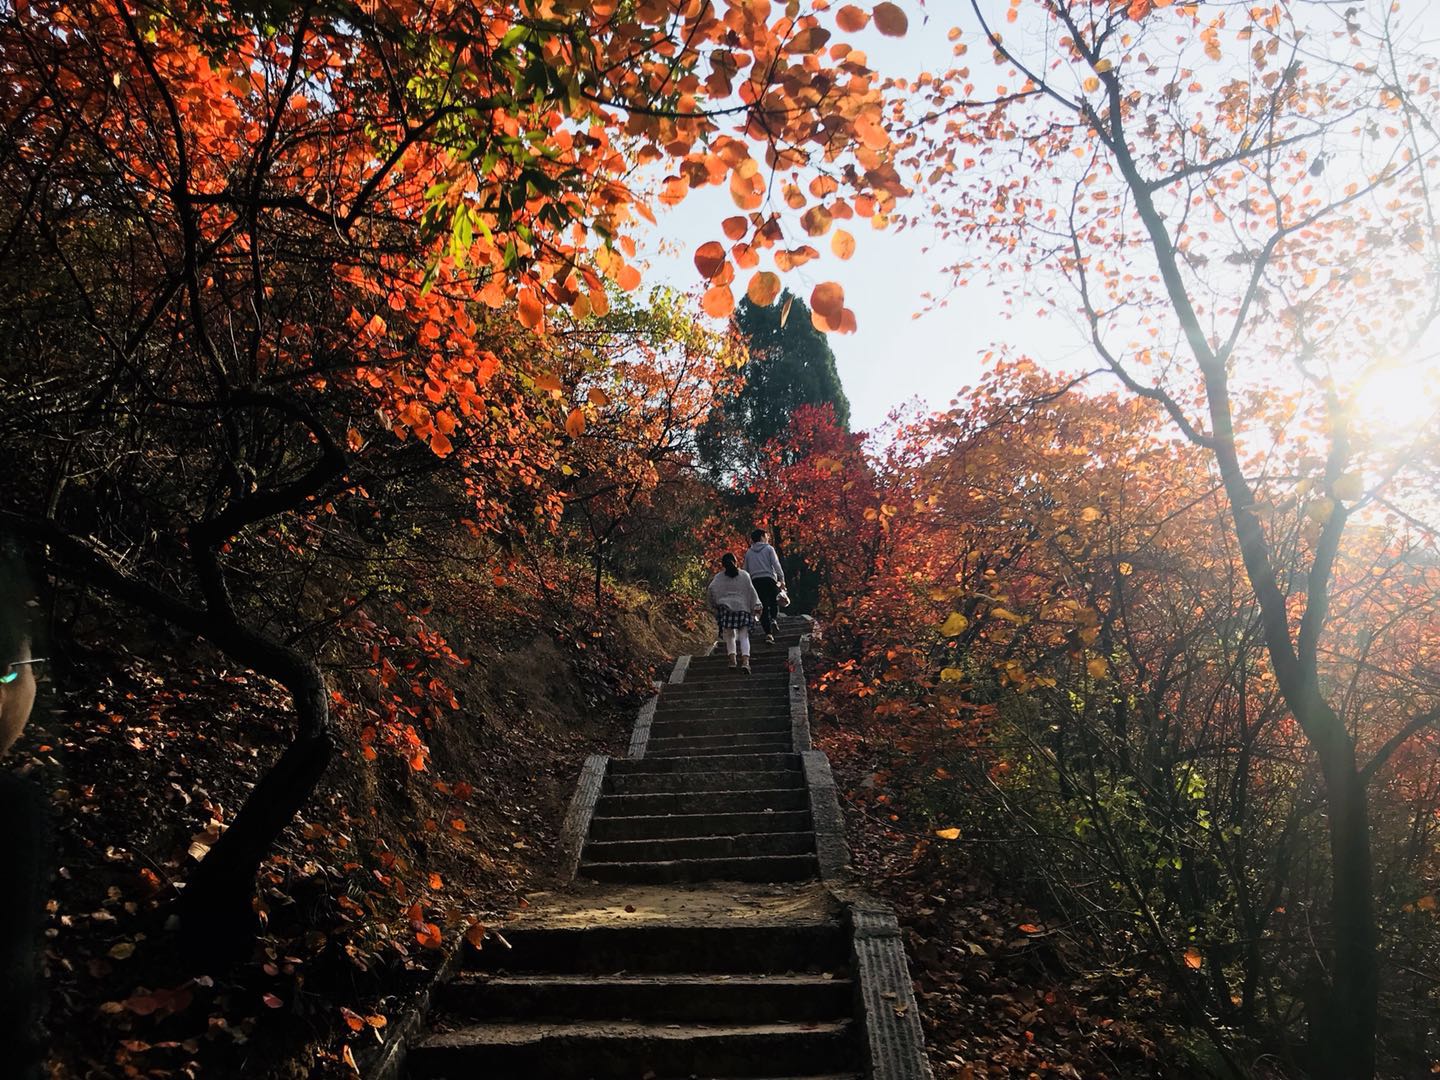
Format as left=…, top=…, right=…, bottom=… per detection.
left=750, top=528, right=766, bottom=543
left=721, top=552, right=739, bottom=578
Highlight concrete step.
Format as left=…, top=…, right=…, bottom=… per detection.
left=464, top=921, right=848, bottom=974
left=435, top=972, right=853, bottom=1023
left=580, top=852, right=821, bottom=884
left=587, top=810, right=813, bottom=841
left=605, top=770, right=803, bottom=795
left=649, top=716, right=791, bottom=738
left=584, top=831, right=816, bottom=863
left=645, top=731, right=794, bottom=751
left=592, top=788, right=810, bottom=817
left=409, top=1018, right=857, bottom=1079
left=687, top=658, right=791, bottom=673
left=666, top=678, right=789, bottom=695
left=655, top=699, right=791, bottom=716
left=651, top=711, right=790, bottom=729
left=610, top=753, right=800, bottom=774
left=657, top=700, right=788, bottom=715
left=681, top=667, right=790, bottom=681
left=648, top=743, right=794, bottom=760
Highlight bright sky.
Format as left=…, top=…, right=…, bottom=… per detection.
left=629, top=2, right=1440, bottom=435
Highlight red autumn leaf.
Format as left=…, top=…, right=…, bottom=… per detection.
left=873, top=1, right=907, bottom=36
left=811, top=281, right=845, bottom=320
left=721, top=215, right=749, bottom=241
left=694, top=240, right=728, bottom=280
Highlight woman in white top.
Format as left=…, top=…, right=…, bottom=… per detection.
left=706, top=553, right=762, bottom=672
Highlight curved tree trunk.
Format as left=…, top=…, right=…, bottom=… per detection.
left=179, top=651, right=332, bottom=966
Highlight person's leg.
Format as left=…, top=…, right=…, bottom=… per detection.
left=737, top=627, right=751, bottom=671
left=722, top=626, right=737, bottom=662
left=755, top=577, right=778, bottom=638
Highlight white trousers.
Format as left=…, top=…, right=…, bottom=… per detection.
left=722, top=627, right=751, bottom=657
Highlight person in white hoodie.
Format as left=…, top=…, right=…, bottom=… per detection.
left=706, top=553, right=762, bottom=672
left=742, top=528, right=785, bottom=643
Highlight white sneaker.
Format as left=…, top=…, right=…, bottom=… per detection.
left=765, top=633, right=775, bottom=644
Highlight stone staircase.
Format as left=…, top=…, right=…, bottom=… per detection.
left=396, top=617, right=928, bottom=1080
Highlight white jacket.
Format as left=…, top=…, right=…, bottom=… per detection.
left=742, top=542, right=785, bottom=583
left=707, top=569, right=761, bottom=613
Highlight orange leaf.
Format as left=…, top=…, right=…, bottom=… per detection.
left=780, top=296, right=794, bottom=327
left=1018, top=923, right=1044, bottom=935
left=873, top=2, right=908, bottom=36
left=428, top=872, right=443, bottom=890
left=722, top=216, right=749, bottom=241
left=415, top=922, right=442, bottom=950
left=587, top=387, right=611, bottom=406
left=1184, top=947, right=1203, bottom=969
left=811, top=281, right=845, bottom=319
left=340, top=1006, right=365, bottom=1032
left=694, top=240, right=727, bottom=280
left=836, top=4, right=869, bottom=31
left=517, top=290, right=543, bottom=330
left=747, top=271, right=782, bottom=306
left=702, top=283, right=735, bottom=319
left=465, top=922, right=487, bottom=949
left=616, top=263, right=642, bottom=292
left=830, top=229, right=856, bottom=259
left=565, top=408, right=586, bottom=438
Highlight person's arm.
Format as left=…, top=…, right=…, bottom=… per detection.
left=770, top=546, right=785, bottom=585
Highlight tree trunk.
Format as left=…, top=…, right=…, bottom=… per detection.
left=179, top=656, right=332, bottom=966
left=1311, top=736, right=1378, bottom=1080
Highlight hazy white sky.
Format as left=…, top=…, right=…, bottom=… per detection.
left=630, top=1, right=1440, bottom=433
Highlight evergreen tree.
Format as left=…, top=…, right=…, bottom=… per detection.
left=698, top=291, right=850, bottom=485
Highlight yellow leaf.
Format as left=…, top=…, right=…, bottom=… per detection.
left=1306, top=498, right=1335, bottom=523
left=1118, top=562, right=1133, bottom=576
left=991, top=608, right=1026, bottom=624
left=1080, top=506, right=1102, bottom=522
left=1333, top=474, right=1363, bottom=502
left=1094, top=58, right=1113, bottom=73
left=934, top=827, right=961, bottom=841
left=939, top=667, right=964, bottom=682
left=108, top=942, right=135, bottom=960
left=1087, top=657, right=1109, bottom=679
left=1083, top=75, right=1100, bottom=93
left=940, top=612, right=969, bottom=636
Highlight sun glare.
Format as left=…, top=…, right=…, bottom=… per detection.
left=1352, top=361, right=1440, bottom=440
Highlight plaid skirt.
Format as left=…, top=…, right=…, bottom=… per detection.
left=715, top=607, right=756, bottom=630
